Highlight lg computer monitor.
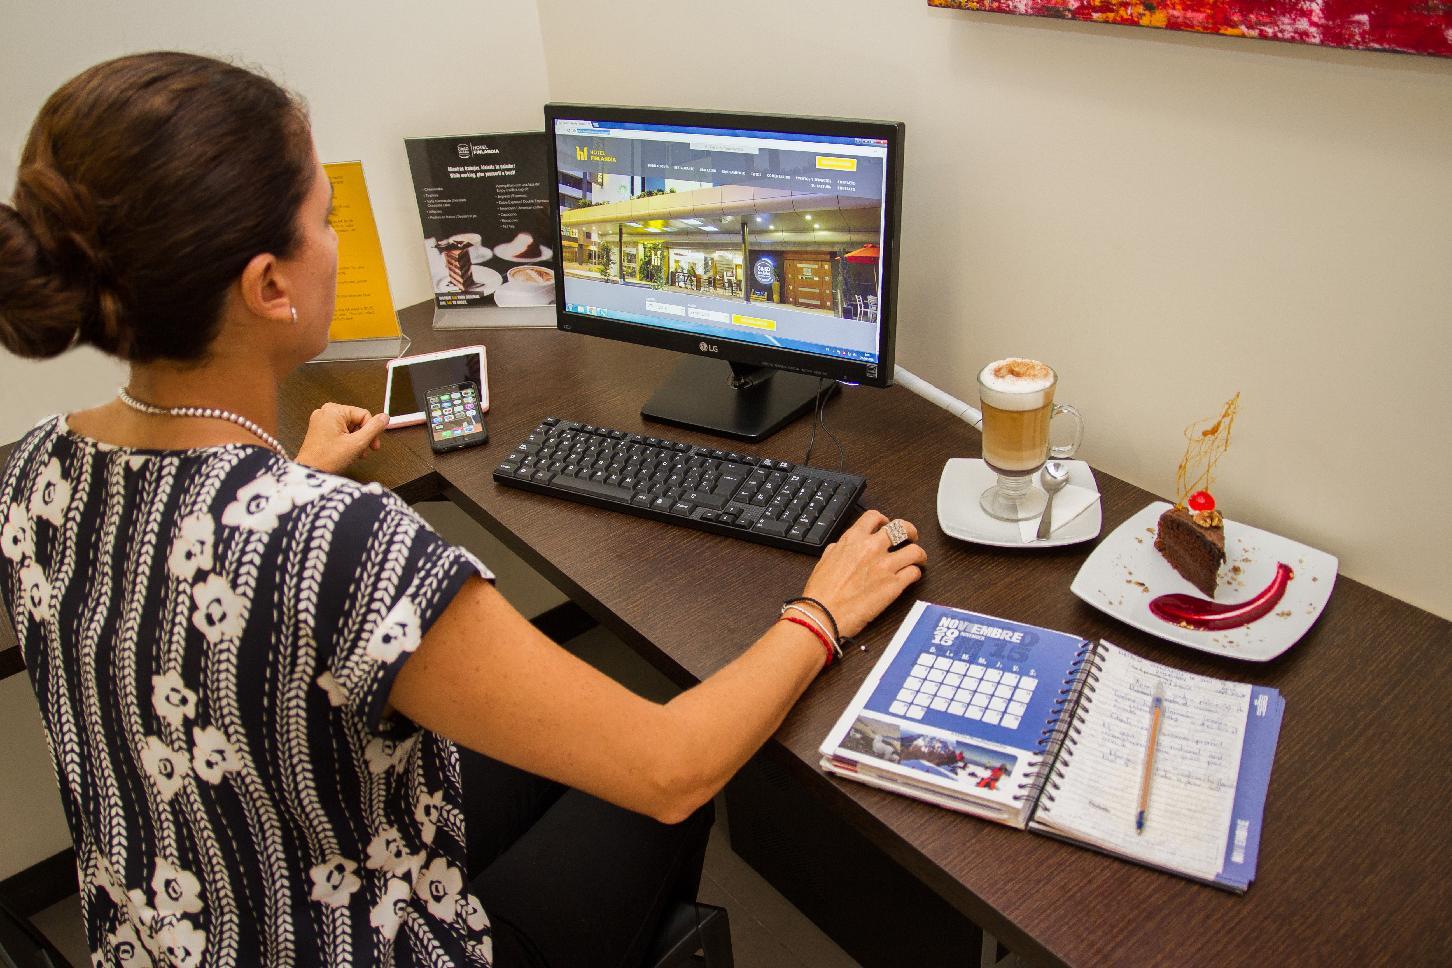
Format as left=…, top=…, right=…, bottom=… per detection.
left=545, top=104, right=904, bottom=441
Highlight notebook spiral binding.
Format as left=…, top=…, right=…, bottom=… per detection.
left=1011, top=640, right=1106, bottom=814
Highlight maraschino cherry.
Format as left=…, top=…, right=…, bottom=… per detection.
left=1187, top=490, right=1216, bottom=512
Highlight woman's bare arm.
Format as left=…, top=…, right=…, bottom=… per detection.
left=386, top=510, right=924, bottom=823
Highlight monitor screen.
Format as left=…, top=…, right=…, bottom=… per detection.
left=548, top=107, right=901, bottom=387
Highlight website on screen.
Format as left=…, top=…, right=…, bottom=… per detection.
left=554, top=119, right=889, bottom=365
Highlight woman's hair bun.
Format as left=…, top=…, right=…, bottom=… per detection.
left=0, top=165, right=130, bottom=360
left=0, top=200, right=86, bottom=359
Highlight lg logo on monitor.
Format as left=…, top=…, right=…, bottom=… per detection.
left=699, top=341, right=718, bottom=353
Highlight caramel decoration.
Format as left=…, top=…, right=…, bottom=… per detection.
left=1174, top=392, right=1240, bottom=508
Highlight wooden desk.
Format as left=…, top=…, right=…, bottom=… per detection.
left=5, top=302, right=1450, bottom=964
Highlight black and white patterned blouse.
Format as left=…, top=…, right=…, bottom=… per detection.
left=0, top=417, right=495, bottom=967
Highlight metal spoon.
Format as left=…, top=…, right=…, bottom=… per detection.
left=1036, top=461, right=1070, bottom=540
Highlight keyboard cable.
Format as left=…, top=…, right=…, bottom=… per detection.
left=802, top=378, right=847, bottom=472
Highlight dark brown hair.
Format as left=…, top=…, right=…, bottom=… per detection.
left=0, top=52, right=314, bottom=362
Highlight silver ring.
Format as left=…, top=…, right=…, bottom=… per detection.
left=885, top=519, right=910, bottom=548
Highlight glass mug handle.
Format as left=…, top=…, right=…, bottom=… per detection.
left=1048, top=403, right=1083, bottom=460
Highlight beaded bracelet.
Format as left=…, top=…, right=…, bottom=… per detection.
left=781, top=616, right=835, bottom=668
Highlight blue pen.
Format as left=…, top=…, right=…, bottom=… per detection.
left=1136, top=683, right=1165, bottom=835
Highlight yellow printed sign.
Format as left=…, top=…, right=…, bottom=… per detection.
left=815, top=156, right=857, bottom=172
left=323, top=161, right=401, bottom=342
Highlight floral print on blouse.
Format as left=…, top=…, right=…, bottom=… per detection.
left=0, top=417, right=494, bottom=966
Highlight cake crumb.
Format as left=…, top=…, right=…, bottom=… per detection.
left=1275, top=610, right=1292, bottom=618
left=1230, top=565, right=1242, bottom=575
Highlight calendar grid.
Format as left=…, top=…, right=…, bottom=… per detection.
left=888, top=648, right=1038, bottom=729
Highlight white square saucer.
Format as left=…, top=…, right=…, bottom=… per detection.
left=1069, top=501, right=1338, bottom=661
left=936, top=458, right=1102, bottom=548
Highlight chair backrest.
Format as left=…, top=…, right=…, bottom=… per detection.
left=0, top=901, right=68, bottom=968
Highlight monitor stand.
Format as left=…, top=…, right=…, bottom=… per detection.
left=641, top=357, right=834, bottom=442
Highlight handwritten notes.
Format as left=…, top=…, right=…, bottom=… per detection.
left=1032, top=641, right=1250, bottom=882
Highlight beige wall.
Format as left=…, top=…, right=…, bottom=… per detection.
left=539, top=0, right=1452, bottom=620
left=0, top=0, right=550, bottom=878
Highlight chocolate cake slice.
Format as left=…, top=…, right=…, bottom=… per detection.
left=515, top=235, right=543, bottom=259
left=436, top=240, right=474, bottom=290
left=1154, top=506, right=1225, bottom=597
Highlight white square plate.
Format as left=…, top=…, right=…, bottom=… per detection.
left=937, top=458, right=1101, bottom=548
left=1069, top=501, right=1338, bottom=661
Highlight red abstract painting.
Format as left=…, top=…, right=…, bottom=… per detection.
left=928, top=0, right=1452, bottom=57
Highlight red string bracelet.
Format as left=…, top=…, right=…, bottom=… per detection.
left=781, top=616, right=834, bottom=668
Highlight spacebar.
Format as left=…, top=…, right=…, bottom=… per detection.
left=550, top=475, right=634, bottom=504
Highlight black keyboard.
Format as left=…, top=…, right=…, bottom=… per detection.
left=492, top=418, right=866, bottom=554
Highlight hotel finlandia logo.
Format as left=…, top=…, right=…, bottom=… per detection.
left=575, top=144, right=618, bottom=164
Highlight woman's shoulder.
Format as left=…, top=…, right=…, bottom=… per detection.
left=211, top=455, right=418, bottom=538
left=0, top=415, right=64, bottom=501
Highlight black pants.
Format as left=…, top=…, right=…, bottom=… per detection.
left=460, top=749, right=714, bottom=968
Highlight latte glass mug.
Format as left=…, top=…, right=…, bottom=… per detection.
left=977, top=359, right=1084, bottom=521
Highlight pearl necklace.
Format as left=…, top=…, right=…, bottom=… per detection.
left=117, top=387, right=290, bottom=460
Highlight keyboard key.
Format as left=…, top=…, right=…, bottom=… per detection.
left=684, top=490, right=727, bottom=509
left=670, top=501, right=693, bottom=516
left=552, top=475, right=633, bottom=503
left=754, top=518, right=790, bottom=537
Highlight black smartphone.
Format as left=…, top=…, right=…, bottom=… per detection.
left=425, top=381, right=488, bottom=453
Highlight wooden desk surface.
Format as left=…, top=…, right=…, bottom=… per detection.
left=8, top=303, right=1451, bottom=964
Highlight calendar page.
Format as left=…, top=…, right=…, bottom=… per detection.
left=862, top=603, right=1088, bottom=752
left=821, top=601, right=1091, bottom=824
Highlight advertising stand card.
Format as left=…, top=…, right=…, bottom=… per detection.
left=405, top=132, right=556, bottom=330
left=312, top=161, right=405, bottom=361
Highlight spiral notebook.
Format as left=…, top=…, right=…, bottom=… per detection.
left=819, top=601, right=1284, bottom=893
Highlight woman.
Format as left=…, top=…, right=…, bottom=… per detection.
left=0, top=53, right=925, bottom=967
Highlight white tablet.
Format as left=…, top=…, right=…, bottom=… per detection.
left=384, top=346, right=489, bottom=427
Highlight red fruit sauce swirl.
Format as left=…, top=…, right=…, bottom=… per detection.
left=1149, top=563, right=1295, bottom=631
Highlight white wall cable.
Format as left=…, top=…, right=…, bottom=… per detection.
left=893, top=366, right=983, bottom=431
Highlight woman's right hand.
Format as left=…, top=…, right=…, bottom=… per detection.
left=801, top=510, right=926, bottom=639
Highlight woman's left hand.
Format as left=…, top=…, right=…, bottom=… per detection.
left=296, top=403, right=390, bottom=474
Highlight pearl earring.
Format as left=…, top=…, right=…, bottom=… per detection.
left=290, top=306, right=298, bottom=324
